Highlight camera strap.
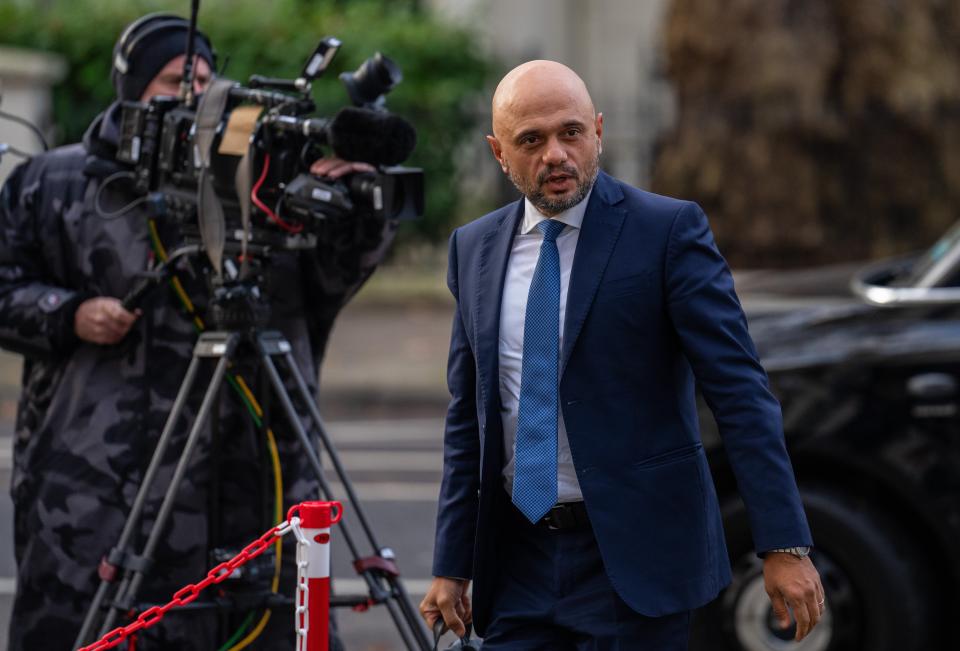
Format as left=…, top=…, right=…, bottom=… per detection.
left=194, top=78, right=234, bottom=282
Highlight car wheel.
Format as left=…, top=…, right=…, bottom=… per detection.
left=690, top=488, right=936, bottom=650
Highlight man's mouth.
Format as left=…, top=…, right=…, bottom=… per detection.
left=542, top=172, right=574, bottom=191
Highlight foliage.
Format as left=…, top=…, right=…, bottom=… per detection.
left=654, top=0, right=960, bottom=266
left=0, top=0, right=492, bottom=242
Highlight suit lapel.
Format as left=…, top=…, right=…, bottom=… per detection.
left=474, top=200, right=524, bottom=418
left=561, top=173, right=626, bottom=377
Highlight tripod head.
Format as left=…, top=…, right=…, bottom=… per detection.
left=209, top=282, right=271, bottom=331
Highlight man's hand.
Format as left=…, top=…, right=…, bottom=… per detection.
left=419, top=577, right=472, bottom=638
left=309, top=157, right=375, bottom=180
left=764, top=552, right=825, bottom=641
left=75, top=297, right=140, bottom=345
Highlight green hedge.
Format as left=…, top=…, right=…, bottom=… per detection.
left=0, top=0, right=492, bottom=243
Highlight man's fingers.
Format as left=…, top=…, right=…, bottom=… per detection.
left=460, top=591, right=473, bottom=625
left=104, top=301, right=138, bottom=328
left=76, top=297, right=140, bottom=344
left=763, top=554, right=825, bottom=641
left=438, top=594, right=466, bottom=638
left=420, top=578, right=469, bottom=639
left=309, top=157, right=376, bottom=179
left=791, top=596, right=815, bottom=641
left=420, top=606, right=441, bottom=629
left=769, top=592, right=791, bottom=630
left=799, top=588, right=822, bottom=640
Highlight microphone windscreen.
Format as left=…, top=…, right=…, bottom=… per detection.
left=326, top=107, right=417, bottom=166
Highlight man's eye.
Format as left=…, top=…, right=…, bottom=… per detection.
left=565, top=128, right=581, bottom=137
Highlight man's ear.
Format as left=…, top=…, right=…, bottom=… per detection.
left=595, top=112, right=604, bottom=154
left=486, top=135, right=508, bottom=173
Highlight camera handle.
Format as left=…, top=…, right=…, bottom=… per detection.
left=75, top=329, right=434, bottom=650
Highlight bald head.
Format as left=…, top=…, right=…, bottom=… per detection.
left=486, top=60, right=603, bottom=216
left=491, top=60, right=596, bottom=140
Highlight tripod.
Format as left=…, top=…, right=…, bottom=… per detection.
left=74, top=319, right=433, bottom=650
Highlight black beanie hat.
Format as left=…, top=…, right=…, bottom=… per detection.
left=111, top=13, right=216, bottom=101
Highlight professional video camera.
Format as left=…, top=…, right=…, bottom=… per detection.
left=113, top=31, right=423, bottom=287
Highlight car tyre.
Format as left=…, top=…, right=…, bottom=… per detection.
left=690, top=488, right=936, bottom=651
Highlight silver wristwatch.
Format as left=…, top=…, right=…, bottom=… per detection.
left=768, top=546, right=811, bottom=558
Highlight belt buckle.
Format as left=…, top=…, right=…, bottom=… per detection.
left=543, top=504, right=567, bottom=530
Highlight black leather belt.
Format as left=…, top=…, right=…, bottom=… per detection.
left=536, top=501, right=590, bottom=531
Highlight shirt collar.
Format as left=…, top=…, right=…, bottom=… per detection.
left=521, top=187, right=593, bottom=235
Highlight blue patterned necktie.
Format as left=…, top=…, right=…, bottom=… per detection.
left=513, top=218, right=566, bottom=523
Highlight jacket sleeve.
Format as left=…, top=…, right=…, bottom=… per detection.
left=0, top=159, right=85, bottom=358
left=665, top=201, right=812, bottom=553
left=432, top=228, right=481, bottom=579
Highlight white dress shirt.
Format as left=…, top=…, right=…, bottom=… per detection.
left=499, top=190, right=592, bottom=503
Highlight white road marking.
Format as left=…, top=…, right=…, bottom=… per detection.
left=326, top=482, right=439, bottom=502
left=332, top=577, right=431, bottom=597
left=0, top=421, right=448, bottom=472
left=327, top=419, right=444, bottom=443
left=323, top=451, right=441, bottom=472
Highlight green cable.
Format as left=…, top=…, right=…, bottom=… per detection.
left=226, top=374, right=263, bottom=428
left=218, top=611, right=257, bottom=651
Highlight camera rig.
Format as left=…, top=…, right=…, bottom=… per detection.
left=112, top=30, right=423, bottom=316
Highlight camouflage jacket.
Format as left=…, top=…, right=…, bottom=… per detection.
left=0, top=102, right=397, bottom=649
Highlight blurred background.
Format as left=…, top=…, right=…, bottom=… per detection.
left=2, top=0, right=960, bottom=649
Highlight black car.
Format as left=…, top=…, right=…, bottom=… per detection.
left=691, top=226, right=960, bottom=651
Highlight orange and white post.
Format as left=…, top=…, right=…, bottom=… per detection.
left=293, top=501, right=343, bottom=651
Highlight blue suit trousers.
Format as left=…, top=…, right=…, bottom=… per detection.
left=482, top=496, right=692, bottom=650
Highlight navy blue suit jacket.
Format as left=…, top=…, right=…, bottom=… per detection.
left=433, top=172, right=812, bottom=632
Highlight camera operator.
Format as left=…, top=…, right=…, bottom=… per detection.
left=0, top=13, right=392, bottom=650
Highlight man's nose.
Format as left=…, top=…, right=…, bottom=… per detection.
left=542, top=139, right=568, bottom=166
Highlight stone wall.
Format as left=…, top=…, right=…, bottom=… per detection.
left=0, top=46, right=65, bottom=185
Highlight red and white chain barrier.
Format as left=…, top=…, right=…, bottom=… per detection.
left=292, top=501, right=342, bottom=651
left=79, top=500, right=343, bottom=651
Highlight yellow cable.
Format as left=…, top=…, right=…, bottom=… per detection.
left=148, top=219, right=168, bottom=260
left=148, top=220, right=287, bottom=649
left=227, top=426, right=284, bottom=650
left=148, top=220, right=204, bottom=329
left=235, top=376, right=263, bottom=417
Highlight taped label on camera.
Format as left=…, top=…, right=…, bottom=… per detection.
left=219, top=105, right=264, bottom=156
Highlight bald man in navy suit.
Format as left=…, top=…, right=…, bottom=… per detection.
left=420, top=60, right=824, bottom=650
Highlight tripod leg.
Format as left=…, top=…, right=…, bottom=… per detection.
left=277, top=351, right=434, bottom=649
left=75, top=351, right=207, bottom=648
left=255, top=346, right=428, bottom=651
left=97, top=336, right=238, bottom=638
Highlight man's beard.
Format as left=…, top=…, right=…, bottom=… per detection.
left=507, top=149, right=600, bottom=216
